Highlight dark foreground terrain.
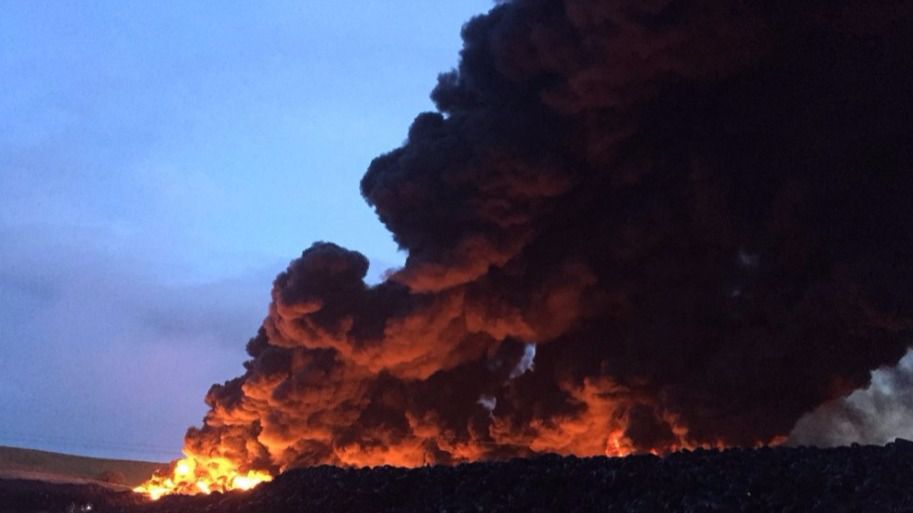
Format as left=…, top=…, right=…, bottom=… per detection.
left=3, top=441, right=913, bottom=513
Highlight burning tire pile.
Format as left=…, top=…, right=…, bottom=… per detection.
left=4, top=441, right=913, bottom=513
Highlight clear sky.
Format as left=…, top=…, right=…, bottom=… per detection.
left=0, top=1, right=492, bottom=461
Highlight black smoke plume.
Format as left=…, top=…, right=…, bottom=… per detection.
left=181, top=0, right=913, bottom=472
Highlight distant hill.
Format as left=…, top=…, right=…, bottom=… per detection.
left=0, top=446, right=166, bottom=488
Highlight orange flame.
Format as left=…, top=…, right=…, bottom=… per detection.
left=133, top=453, right=272, bottom=501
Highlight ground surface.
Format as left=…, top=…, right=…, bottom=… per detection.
left=2, top=442, right=913, bottom=512
left=0, top=446, right=165, bottom=488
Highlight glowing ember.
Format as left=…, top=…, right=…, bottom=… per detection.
left=133, top=453, right=272, bottom=501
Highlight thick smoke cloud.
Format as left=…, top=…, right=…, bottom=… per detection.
left=790, top=350, right=913, bottom=446
left=182, top=0, right=913, bottom=471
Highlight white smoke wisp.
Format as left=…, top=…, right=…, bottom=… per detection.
left=477, top=395, right=497, bottom=417
left=789, top=349, right=913, bottom=446
left=509, top=344, right=536, bottom=380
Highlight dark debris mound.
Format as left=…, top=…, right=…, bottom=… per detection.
left=4, top=442, right=913, bottom=513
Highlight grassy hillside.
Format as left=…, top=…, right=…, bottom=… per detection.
left=0, top=446, right=166, bottom=488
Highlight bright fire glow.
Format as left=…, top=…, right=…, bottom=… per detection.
left=134, top=408, right=784, bottom=501
left=133, top=454, right=272, bottom=501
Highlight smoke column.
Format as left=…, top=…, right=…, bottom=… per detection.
left=181, top=0, right=913, bottom=474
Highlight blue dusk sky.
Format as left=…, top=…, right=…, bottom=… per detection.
left=0, top=1, right=492, bottom=461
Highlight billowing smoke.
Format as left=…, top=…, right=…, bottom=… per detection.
left=791, top=350, right=913, bottom=446
left=181, top=0, right=913, bottom=473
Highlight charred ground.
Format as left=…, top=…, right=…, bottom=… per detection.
left=4, top=442, right=913, bottom=513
